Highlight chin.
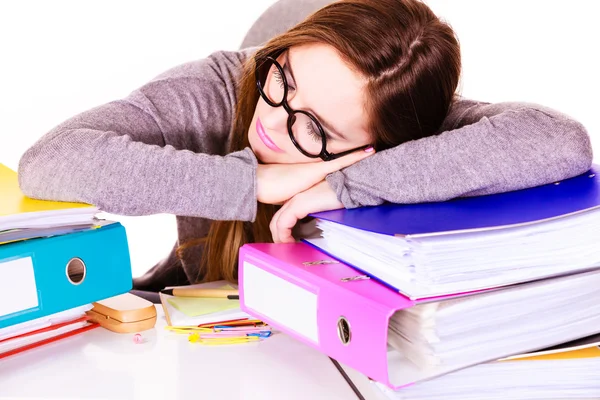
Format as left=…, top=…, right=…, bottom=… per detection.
left=252, top=148, right=269, bottom=164
left=257, top=151, right=282, bottom=164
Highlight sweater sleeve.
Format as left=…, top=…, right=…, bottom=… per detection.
left=326, top=99, right=594, bottom=208
left=18, top=48, right=261, bottom=221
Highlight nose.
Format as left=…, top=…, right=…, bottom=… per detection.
left=260, top=102, right=290, bottom=135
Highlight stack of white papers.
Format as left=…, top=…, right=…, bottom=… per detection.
left=376, top=334, right=600, bottom=400
left=309, top=207, right=600, bottom=299
left=384, top=270, right=600, bottom=382
left=1, top=163, right=98, bottom=243
left=0, top=305, right=95, bottom=358
left=0, top=208, right=98, bottom=232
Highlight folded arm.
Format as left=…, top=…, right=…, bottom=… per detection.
left=326, top=99, right=593, bottom=207
left=18, top=49, right=260, bottom=221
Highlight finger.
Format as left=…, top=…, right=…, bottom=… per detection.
left=276, top=201, right=306, bottom=244
left=317, top=146, right=375, bottom=176
left=291, top=147, right=376, bottom=195
left=270, top=203, right=286, bottom=243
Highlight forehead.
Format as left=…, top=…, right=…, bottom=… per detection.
left=287, top=43, right=368, bottom=138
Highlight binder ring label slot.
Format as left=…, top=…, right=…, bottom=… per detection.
left=66, top=257, right=86, bottom=285
left=0, top=257, right=39, bottom=318
left=243, top=261, right=319, bottom=343
left=337, top=316, right=351, bottom=345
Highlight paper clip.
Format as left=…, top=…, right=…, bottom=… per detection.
left=192, top=332, right=245, bottom=339
left=213, top=325, right=271, bottom=332
left=165, top=326, right=212, bottom=334
left=247, top=331, right=272, bottom=338
left=188, top=332, right=260, bottom=345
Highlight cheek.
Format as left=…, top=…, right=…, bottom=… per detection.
left=246, top=101, right=322, bottom=164
left=247, top=114, right=260, bottom=149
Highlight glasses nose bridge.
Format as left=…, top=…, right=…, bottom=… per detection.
left=280, top=97, right=294, bottom=118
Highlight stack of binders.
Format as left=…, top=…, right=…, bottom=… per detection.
left=0, top=164, right=133, bottom=359
left=238, top=165, right=600, bottom=399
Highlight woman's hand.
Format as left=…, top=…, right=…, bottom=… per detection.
left=270, top=180, right=344, bottom=243
left=256, top=148, right=374, bottom=205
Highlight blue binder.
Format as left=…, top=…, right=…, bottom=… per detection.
left=311, top=165, right=600, bottom=236
left=0, top=221, right=132, bottom=329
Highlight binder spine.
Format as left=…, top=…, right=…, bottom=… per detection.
left=0, top=223, right=132, bottom=329
left=239, top=245, right=392, bottom=385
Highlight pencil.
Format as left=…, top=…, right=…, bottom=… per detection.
left=160, top=287, right=239, bottom=298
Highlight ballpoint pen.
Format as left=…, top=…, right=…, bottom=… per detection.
left=160, top=287, right=239, bottom=299
left=199, top=319, right=265, bottom=328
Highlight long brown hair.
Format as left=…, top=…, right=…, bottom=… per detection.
left=187, top=0, right=461, bottom=283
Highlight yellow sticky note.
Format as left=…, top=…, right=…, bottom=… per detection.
left=167, top=297, right=240, bottom=317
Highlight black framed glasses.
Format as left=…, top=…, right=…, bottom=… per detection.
left=255, top=55, right=370, bottom=161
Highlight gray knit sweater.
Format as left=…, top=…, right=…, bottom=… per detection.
left=17, top=46, right=593, bottom=290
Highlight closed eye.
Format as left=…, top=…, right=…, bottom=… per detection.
left=308, top=120, right=335, bottom=141
left=273, top=69, right=285, bottom=88
left=282, top=63, right=296, bottom=90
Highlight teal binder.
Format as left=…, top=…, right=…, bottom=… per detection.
left=0, top=222, right=132, bottom=329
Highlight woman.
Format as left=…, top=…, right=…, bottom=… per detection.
left=18, top=0, right=592, bottom=292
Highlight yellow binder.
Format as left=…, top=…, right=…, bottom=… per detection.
left=0, top=163, right=97, bottom=232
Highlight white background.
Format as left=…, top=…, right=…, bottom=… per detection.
left=1, top=1, right=598, bottom=278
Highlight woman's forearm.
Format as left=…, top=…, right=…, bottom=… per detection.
left=19, top=49, right=260, bottom=221
left=326, top=100, right=593, bottom=207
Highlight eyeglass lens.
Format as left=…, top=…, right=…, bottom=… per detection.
left=259, top=58, right=325, bottom=157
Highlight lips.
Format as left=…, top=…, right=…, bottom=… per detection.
left=256, top=118, right=284, bottom=153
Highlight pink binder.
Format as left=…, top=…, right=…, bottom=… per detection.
left=239, top=242, right=468, bottom=389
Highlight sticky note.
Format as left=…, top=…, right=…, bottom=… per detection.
left=167, top=297, right=240, bottom=317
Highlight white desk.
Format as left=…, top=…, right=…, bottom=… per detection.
left=0, top=306, right=360, bottom=400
